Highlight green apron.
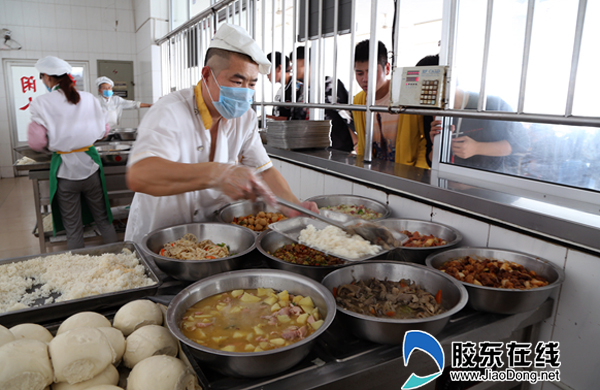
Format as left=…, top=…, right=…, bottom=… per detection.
left=49, top=146, right=113, bottom=236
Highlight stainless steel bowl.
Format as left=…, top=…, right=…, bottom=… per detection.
left=96, top=142, right=131, bottom=165
left=140, top=223, right=257, bottom=282
left=425, top=247, right=565, bottom=314
left=321, top=261, right=468, bottom=345
left=378, top=219, right=463, bottom=264
left=305, top=194, right=391, bottom=221
left=111, top=128, right=137, bottom=141
left=216, top=200, right=284, bottom=234
left=256, top=230, right=350, bottom=281
left=166, top=269, right=336, bottom=377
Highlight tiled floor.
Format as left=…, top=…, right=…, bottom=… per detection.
left=0, top=176, right=44, bottom=259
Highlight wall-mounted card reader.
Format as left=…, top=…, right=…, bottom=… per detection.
left=390, top=65, right=448, bottom=109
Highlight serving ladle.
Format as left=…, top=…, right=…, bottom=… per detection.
left=274, top=196, right=403, bottom=250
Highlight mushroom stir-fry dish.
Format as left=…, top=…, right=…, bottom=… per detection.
left=334, top=278, right=445, bottom=319
left=438, top=256, right=549, bottom=289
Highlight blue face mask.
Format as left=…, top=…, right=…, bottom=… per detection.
left=46, top=85, right=52, bottom=92
left=204, top=69, right=254, bottom=119
left=102, top=90, right=113, bottom=98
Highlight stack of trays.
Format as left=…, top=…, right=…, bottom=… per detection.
left=266, top=120, right=331, bottom=150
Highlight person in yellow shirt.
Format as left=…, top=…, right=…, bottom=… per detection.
left=352, top=40, right=428, bottom=168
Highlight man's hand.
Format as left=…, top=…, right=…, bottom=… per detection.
left=216, top=165, right=276, bottom=203
left=452, top=136, right=479, bottom=159
left=281, top=201, right=319, bottom=218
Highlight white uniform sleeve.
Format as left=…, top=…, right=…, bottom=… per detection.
left=238, top=111, right=272, bottom=173
left=127, top=100, right=183, bottom=166
left=29, top=98, right=48, bottom=128
left=116, top=96, right=142, bottom=110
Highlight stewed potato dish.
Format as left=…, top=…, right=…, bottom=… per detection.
left=180, top=289, right=324, bottom=353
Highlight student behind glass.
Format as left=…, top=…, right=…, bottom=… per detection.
left=265, top=52, right=305, bottom=121
left=352, top=40, right=428, bottom=168
left=291, top=46, right=357, bottom=152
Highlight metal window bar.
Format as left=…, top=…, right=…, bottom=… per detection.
left=271, top=0, right=276, bottom=105
left=565, top=0, right=588, bottom=117
left=291, top=0, right=297, bottom=103
left=364, top=0, right=379, bottom=163
left=477, top=0, right=494, bottom=112
left=348, top=0, right=356, bottom=103
left=332, top=0, right=339, bottom=103
left=517, top=0, right=535, bottom=114
left=304, top=0, right=309, bottom=105
left=282, top=0, right=286, bottom=92
left=317, top=0, right=324, bottom=107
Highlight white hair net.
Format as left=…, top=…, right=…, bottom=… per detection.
left=95, top=76, right=114, bottom=88
left=35, top=56, right=72, bottom=76
left=209, top=24, right=271, bottom=75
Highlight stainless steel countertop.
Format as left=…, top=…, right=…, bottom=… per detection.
left=266, top=146, right=600, bottom=254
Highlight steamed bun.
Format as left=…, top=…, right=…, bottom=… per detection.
left=97, top=327, right=126, bottom=364
left=51, top=364, right=119, bottom=390
left=49, top=327, right=115, bottom=384
left=57, top=312, right=111, bottom=335
left=0, top=339, right=53, bottom=390
left=10, top=323, right=54, bottom=343
left=0, top=324, right=15, bottom=347
left=112, top=299, right=163, bottom=336
left=127, top=355, right=197, bottom=390
left=123, top=325, right=178, bottom=368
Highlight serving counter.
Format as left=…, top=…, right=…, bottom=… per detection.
left=265, top=146, right=600, bottom=255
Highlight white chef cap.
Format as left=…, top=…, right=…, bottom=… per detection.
left=35, top=56, right=72, bottom=76
left=96, top=76, right=114, bottom=88
left=209, top=23, right=271, bottom=75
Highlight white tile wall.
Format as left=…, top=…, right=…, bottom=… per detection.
left=0, top=0, right=156, bottom=178
left=323, top=174, right=353, bottom=195
left=431, top=207, right=489, bottom=247
left=298, top=167, right=324, bottom=200
left=352, top=183, right=387, bottom=205
left=550, top=249, right=600, bottom=390
left=278, top=161, right=301, bottom=196
left=388, top=194, right=433, bottom=220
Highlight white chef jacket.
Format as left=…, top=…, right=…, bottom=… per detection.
left=124, top=86, right=273, bottom=243
left=96, top=95, right=141, bottom=128
left=30, top=89, right=106, bottom=180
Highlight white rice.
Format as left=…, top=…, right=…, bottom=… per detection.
left=298, top=225, right=382, bottom=259
left=0, top=249, right=156, bottom=313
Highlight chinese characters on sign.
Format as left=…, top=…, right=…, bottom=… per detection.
left=10, top=66, right=47, bottom=143
left=449, top=341, right=561, bottom=384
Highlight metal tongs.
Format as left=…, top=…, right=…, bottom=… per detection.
left=274, top=196, right=403, bottom=250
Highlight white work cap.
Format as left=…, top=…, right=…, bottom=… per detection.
left=96, top=76, right=114, bottom=88
left=209, top=23, right=271, bottom=75
left=35, top=56, right=72, bottom=76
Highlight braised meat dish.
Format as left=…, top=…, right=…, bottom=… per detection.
left=334, top=278, right=445, bottom=319
left=401, top=230, right=447, bottom=247
left=270, top=243, right=346, bottom=266
left=438, top=256, right=549, bottom=289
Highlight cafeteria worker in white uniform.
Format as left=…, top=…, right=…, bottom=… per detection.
left=95, top=76, right=152, bottom=128
left=27, top=56, right=118, bottom=249
left=125, top=24, right=317, bottom=243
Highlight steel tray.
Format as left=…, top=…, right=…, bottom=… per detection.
left=0, top=241, right=162, bottom=327
left=268, top=217, right=389, bottom=262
